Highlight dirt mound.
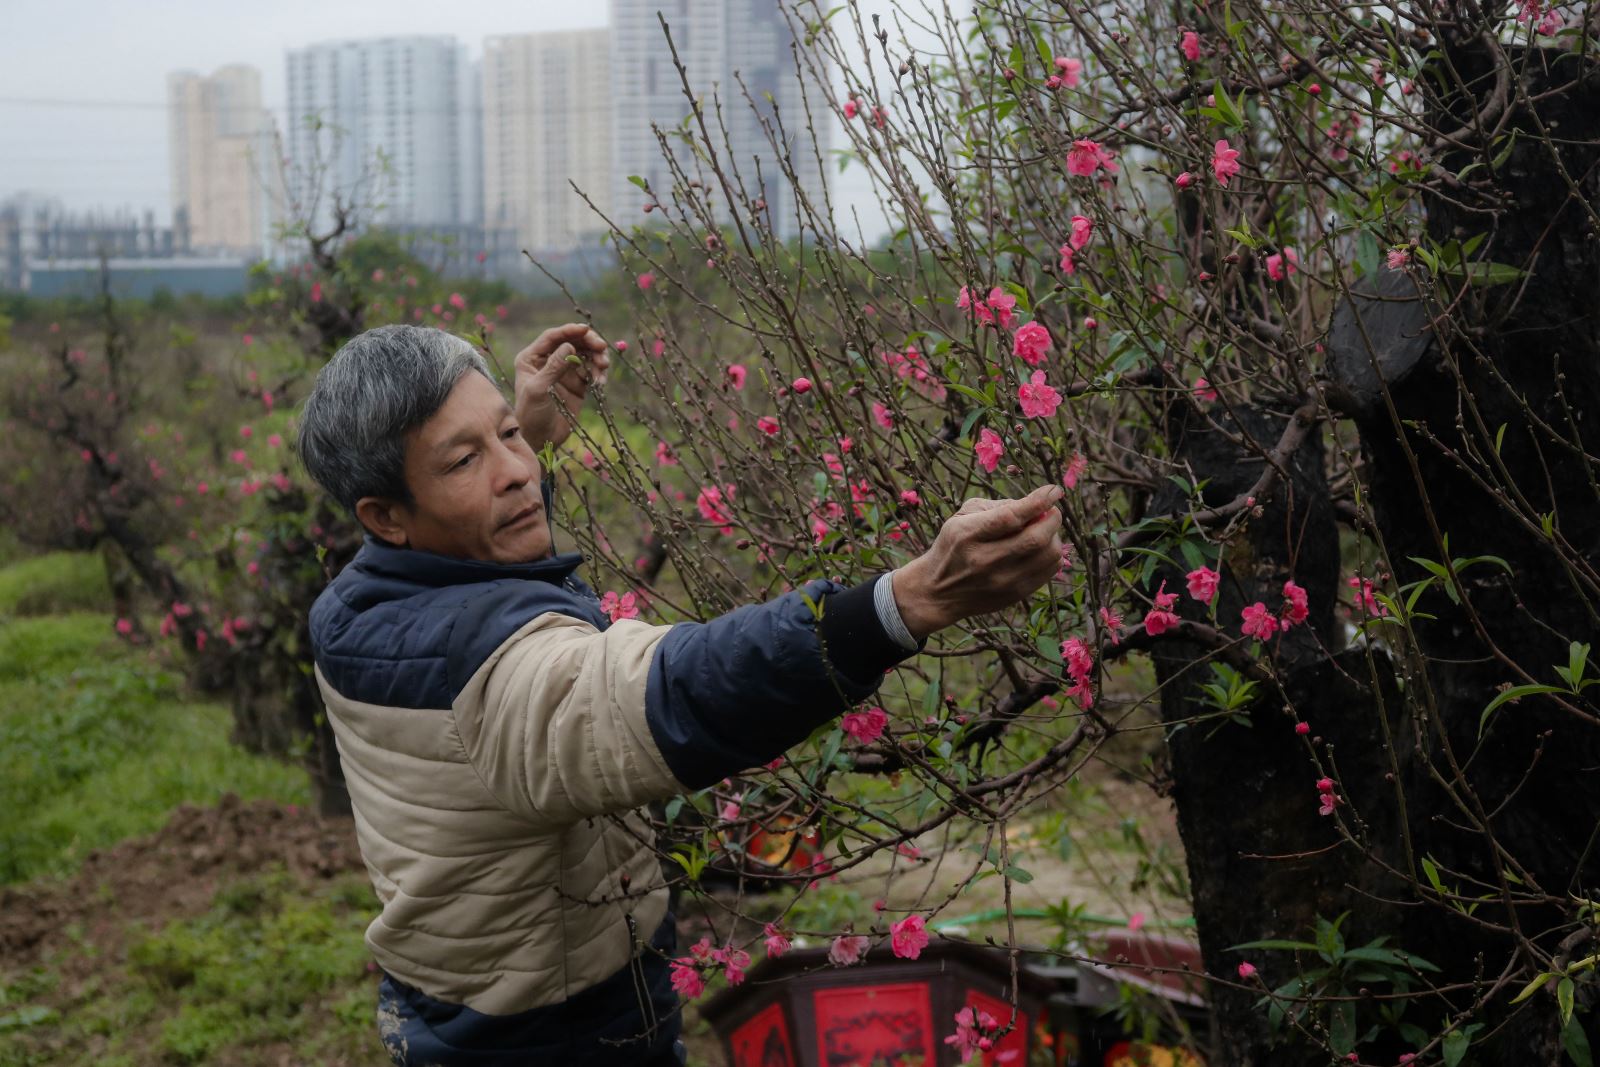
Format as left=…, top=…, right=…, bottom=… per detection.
left=0, top=792, right=364, bottom=967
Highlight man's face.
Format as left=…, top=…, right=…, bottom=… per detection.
left=359, top=371, right=552, bottom=564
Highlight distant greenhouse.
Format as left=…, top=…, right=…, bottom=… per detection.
left=23, top=257, right=251, bottom=300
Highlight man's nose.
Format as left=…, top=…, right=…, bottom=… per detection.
left=490, top=436, right=536, bottom=490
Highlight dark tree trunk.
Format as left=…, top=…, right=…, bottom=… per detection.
left=1149, top=402, right=1413, bottom=1065
left=1154, top=44, right=1600, bottom=1064
left=225, top=488, right=361, bottom=818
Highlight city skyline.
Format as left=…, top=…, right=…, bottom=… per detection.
left=0, top=0, right=919, bottom=240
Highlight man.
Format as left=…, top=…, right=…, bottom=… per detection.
left=296, top=322, right=1065, bottom=1065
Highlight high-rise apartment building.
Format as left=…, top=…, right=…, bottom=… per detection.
left=610, top=0, right=828, bottom=242
left=483, top=30, right=613, bottom=255
left=167, top=65, right=279, bottom=256
left=284, top=37, right=482, bottom=234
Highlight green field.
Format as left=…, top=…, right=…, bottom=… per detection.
left=0, top=550, right=382, bottom=1066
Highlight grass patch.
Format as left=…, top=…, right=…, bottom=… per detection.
left=0, top=553, right=109, bottom=618
left=0, top=613, right=310, bottom=884
left=0, top=868, right=383, bottom=1066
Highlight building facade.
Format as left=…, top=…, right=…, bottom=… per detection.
left=167, top=64, right=280, bottom=258
left=284, top=36, right=482, bottom=235
left=609, top=0, right=828, bottom=243
left=483, top=29, right=613, bottom=257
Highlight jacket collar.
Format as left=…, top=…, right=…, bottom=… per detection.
left=352, top=534, right=587, bottom=591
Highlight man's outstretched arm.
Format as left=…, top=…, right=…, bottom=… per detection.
left=450, top=574, right=922, bottom=825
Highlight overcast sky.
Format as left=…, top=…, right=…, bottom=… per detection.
left=0, top=0, right=958, bottom=236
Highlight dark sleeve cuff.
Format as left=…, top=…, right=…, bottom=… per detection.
left=816, top=572, right=927, bottom=687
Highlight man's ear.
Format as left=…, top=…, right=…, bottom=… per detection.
left=355, top=496, right=410, bottom=547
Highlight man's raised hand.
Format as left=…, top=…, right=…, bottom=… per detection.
left=514, top=323, right=612, bottom=451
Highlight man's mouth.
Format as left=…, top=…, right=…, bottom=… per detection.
left=502, top=504, right=542, bottom=529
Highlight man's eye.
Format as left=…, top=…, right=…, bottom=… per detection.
left=504, top=426, right=521, bottom=439
left=453, top=454, right=474, bottom=470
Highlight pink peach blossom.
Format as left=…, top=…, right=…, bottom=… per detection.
left=1281, top=579, right=1310, bottom=627
left=763, top=923, right=792, bottom=959
left=890, top=915, right=930, bottom=960
left=1018, top=370, right=1062, bottom=419
left=1062, top=452, right=1088, bottom=489
left=975, top=428, right=1005, bottom=472
left=1266, top=247, right=1299, bottom=281
left=1241, top=601, right=1280, bottom=641
left=828, top=935, right=868, bottom=966
left=1012, top=321, right=1052, bottom=366
left=1212, top=139, right=1242, bottom=186
left=1067, top=139, right=1118, bottom=177
left=841, top=706, right=889, bottom=744
left=669, top=960, right=704, bottom=998
left=1186, top=566, right=1220, bottom=602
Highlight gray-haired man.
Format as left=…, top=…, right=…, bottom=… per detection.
left=296, top=323, right=1065, bottom=1065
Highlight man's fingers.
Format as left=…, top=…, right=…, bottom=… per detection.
left=516, top=323, right=594, bottom=366
left=970, top=484, right=1065, bottom=540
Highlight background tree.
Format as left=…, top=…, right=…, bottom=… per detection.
left=523, top=1, right=1599, bottom=1061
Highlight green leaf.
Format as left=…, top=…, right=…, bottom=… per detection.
left=1421, top=855, right=1445, bottom=894
left=1003, top=864, right=1034, bottom=884
left=946, top=382, right=992, bottom=405
left=1443, top=1029, right=1469, bottom=1067
left=1224, top=226, right=1260, bottom=249
left=1558, top=977, right=1575, bottom=1027
left=922, top=666, right=943, bottom=720
left=1357, top=230, right=1381, bottom=278
left=627, top=174, right=649, bottom=190
left=1228, top=938, right=1321, bottom=952
left=1510, top=971, right=1555, bottom=1005
left=1211, top=80, right=1245, bottom=128
left=1448, top=260, right=1530, bottom=286
left=1567, top=642, right=1591, bottom=689
left=1480, top=684, right=1565, bottom=737
left=1563, top=1013, right=1594, bottom=1067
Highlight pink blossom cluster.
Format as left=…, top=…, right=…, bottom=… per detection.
left=957, top=286, right=1017, bottom=329
left=1143, top=580, right=1180, bottom=635
left=882, top=346, right=947, bottom=402
left=599, top=590, right=641, bottom=623
left=696, top=483, right=737, bottom=535
left=1057, top=214, right=1094, bottom=275
left=944, top=1005, right=1000, bottom=1061
left=669, top=937, right=752, bottom=1000
left=1348, top=574, right=1386, bottom=616
left=1240, top=579, right=1310, bottom=642
left=1316, top=776, right=1340, bottom=816
left=841, top=705, right=889, bottom=744
left=1060, top=636, right=1095, bottom=709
